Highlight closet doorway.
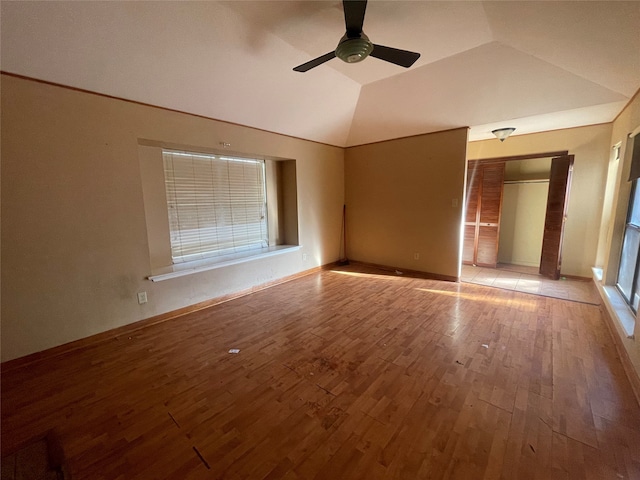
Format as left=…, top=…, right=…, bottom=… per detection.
left=500, top=158, right=551, bottom=271
left=463, top=151, right=573, bottom=280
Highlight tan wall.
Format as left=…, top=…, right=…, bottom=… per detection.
left=499, top=182, right=549, bottom=267
left=499, top=158, right=551, bottom=267
left=468, top=124, right=613, bottom=277
left=597, top=91, right=640, bottom=378
left=1, top=75, right=345, bottom=362
left=344, top=129, right=468, bottom=278
left=503, top=157, right=551, bottom=182
left=599, top=95, right=640, bottom=284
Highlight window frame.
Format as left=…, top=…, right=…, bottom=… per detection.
left=138, top=141, right=300, bottom=281
left=616, top=180, right=640, bottom=312
left=162, top=149, right=269, bottom=264
left=616, top=138, right=640, bottom=315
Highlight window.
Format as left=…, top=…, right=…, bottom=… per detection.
left=139, top=141, right=299, bottom=280
left=616, top=137, right=640, bottom=312
left=616, top=181, right=640, bottom=311
left=163, top=150, right=268, bottom=263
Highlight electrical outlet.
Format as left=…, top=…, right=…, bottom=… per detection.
left=137, top=292, right=148, bottom=304
left=303, top=253, right=308, bottom=261
left=414, top=253, right=420, bottom=260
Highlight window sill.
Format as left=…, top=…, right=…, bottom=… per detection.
left=600, top=286, right=635, bottom=339
left=148, top=245, right=301, bottom=282
left=592, top=267, right=603, bottom=282
left=593, top=267, right=635, bottom=339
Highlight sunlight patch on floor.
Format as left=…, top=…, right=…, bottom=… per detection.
left=329, top=269, right=404, bottom=281
left=414, top=287, right=537, bottom=308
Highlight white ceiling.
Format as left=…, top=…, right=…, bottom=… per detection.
left=2, top=1, right=639, bottom=147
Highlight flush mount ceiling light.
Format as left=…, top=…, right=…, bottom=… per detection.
left=492, top=127, right=516, bottom=142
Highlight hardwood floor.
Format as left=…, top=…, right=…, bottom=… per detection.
left=2, top=264, right=639, bottom=479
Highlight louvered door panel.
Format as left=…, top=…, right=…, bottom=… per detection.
left=463, top=163, right=481, bottom=265
left=475, top=163, right=504, bottom=267
left=477, top=225, right=500, bottom=266
left=478, top=164, right=504, bottom=225
left=465, top=168, right=480, bottom=224
left=463, top=224, right=476, bottom=264
left=462, top=161, right=505, bottom=267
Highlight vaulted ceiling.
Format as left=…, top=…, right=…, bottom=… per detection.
left=2, top=1, right=639, bottom=147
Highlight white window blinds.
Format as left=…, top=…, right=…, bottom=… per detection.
left=163, top=150, right=268, bottom=263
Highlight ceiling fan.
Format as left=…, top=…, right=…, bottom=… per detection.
left=293, top=0, right=421, bottom=73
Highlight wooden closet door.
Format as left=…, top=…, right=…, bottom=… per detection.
left=463, top=166, right=480, bottom=264
left=476, top=163, right=504, bottom=267
left=539, top=155, right=574, bottom=279
left=463, top=161, right=505, bottom=267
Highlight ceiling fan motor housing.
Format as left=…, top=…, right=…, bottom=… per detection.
left=293, top=1, right=420, bottom=72
left=336, top=33, right=373, bottom=63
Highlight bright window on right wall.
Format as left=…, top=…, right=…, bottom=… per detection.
left=617, top=136, right=640, bottom=313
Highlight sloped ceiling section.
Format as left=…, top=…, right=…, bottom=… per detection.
left=346, top=1, right=639, bottom=146
left=484, top=1, right=640, bottom=97
left=0, top=1, right=361, bottom=146
left=2, top=1, right=639, bottom=147
left=347, top=42, right=628, bottom=146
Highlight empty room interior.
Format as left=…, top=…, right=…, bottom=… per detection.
left=2, top=1, right=640, bottom=479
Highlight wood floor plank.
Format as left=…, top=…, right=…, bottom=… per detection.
left=2, top=264, right=639, bottom=479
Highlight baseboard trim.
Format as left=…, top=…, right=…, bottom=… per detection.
left=1, top=264, right=328, bottom=373
left=561, top=273, right=592, bottom=282
left=341, top=260, right=458, bottom=283
left=598, top=303, right=640, bottom=408
left=593, top=276, right=640, bottom=406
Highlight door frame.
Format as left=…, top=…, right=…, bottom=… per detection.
left=464, top=150, right=570, bottom=275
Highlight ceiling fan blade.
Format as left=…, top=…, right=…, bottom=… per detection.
left=370, top=44, right=420, bottom=68
left=343, top=0, right=367, bottom=36
left=293, top=52, right=336, bottom=72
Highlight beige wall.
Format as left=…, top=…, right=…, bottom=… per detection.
left=344, top=129, right=468, bottom=279
left=499, top=182, right=549, bottom=267
left=503, top=157, right=551, bottom=182
left=1, top=75, right=344, bottom=362
left=499, top=158, right=551, bottom=267
left=599, top=94, right=640, bottom=284
left=596, top=91, right=640, bottom=378
left=468, top=124, right=613, bottom=277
